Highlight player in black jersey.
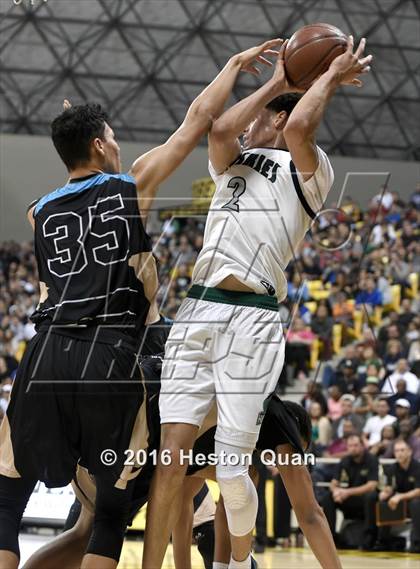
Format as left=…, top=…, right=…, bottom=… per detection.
left=0, top=41, right=284, bottom=569
left=22, top=354, right=341, bottom=569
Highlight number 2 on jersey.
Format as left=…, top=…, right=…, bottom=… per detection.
left=222, top=177, right=246, bottom=212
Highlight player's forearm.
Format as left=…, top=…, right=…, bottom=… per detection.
left=184, top=56, right=243, bottom=129
left=283, top=69, right=340, bottom=143
left=211, top=77, right=287, bottom=139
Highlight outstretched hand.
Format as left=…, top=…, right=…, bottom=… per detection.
left=233, top=38, right=283, bottom=76
left=329, top=35, right=372, bottom=87
left=270, top=40, right=306, bottom=93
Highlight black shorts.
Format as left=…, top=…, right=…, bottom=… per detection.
left=0, top=327, right=145, bottom=488
left=256, top=395, right=305, bottom=456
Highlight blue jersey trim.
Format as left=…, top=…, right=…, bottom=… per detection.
left=34, top=173, right=136, bottom=216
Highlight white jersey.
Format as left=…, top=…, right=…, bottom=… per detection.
left=192, top=146, right=334, bottom=301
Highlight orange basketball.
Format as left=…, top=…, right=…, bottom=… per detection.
left=285, top=23, right=348, bottom=89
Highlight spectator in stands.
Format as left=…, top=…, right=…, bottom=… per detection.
left=324, top=419, right=357, bottom=458
left=309, top=401, right=332, bottom=451
left=301, top=382, right=328, bottom=416
left=332, top=395, right=363, bottom=440
left=369, top=424, right=397, bottom=457
left=383, top=358, right=419, bottom=395
left=321, top=434, right=379, bottom=549
left=285, top=317, right=316, bottom=380
left=378, top=324, right=404, bottom=359
left=332, top=359, right=361, bottom=396
left=311, top=304, right=333, bottom=361
left=370, top=186, right=394, bottom=212
left=327, top=385, right=344, bottom=422
left=401, top=219, right=418, bottom=251
left=394, top=399, right=417, bottom=431
left=387, top=378, right=418, bottom=415
left=407, top=323, right=420, bottom=377
left=363, top=398, right=396, bottom=447
left=331, top=290, right=354, bottom=328
left=389, top=250, right=412, bottom=289
left=322, top=345, right=360, bottom=389
left=398, top=419, right=420, bottom=461
left=383, top=340, right=406, bottom=376
left=369, top=439, right=420, bottom=553
left=355, top=277, right=383, bottom=312
left=398, top=298, right=416, bottom=328
left=353, top=379, right=380, bottom=422
left=287, top=271, right=309, bottom=303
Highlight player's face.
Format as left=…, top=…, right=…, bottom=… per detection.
left=101, top=123, right=122, bottom=173
left=242, top=109, right=276, bottom=150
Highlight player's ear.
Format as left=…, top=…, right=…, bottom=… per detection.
left=274, top=110, right=288, bottom=130
left=92, top=137, right=105, bottom=156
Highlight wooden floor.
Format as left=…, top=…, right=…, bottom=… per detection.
left=19, top=534, right=420, bottom=568
left=120, top=542, right=420, bottom=569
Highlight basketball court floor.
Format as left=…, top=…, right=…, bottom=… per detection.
left=19, top=534, right=420, bottom=568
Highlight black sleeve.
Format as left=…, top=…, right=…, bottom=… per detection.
left=414, top=462, right=420, bottom=489
left=383, top=464, right=395, bottom=488
left=367, top=455, right=379, bottom=482
left=335, top=458, right=346, bottom=482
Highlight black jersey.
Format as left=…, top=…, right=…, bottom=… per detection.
left=31, top=173, right=151, bottom=338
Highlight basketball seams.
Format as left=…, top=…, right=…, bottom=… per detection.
left=286, top=41, right=347, bottom=86
left=284, top=24, right=347, bottom=88
left=285, top=33, right=347, bottom=59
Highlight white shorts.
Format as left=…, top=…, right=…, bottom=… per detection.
left=159, top=294, right=285, bottom=448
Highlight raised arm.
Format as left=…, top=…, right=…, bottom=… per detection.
left=208, top=41, right=294, bottom=174
left=129, top=39, right=283, bottom=218
left=283, top=35, right=372, bottom=181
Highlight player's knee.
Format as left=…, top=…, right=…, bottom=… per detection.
left=297, top=499, right=322, bottom=526
left=156, top=440, right=188, bottom=483
left=216, top=471, right=250, bottom=510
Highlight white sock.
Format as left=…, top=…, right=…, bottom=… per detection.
left=213, top=563, right=229, bottom=569
left=229, top=554, right=251, bottom=569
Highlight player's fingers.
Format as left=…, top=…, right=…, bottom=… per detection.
left=360, top=65, right=371, bottom=74
left=262, top=49, right=280, bottom=57
left=351, top=78, right=363, bottom=87
left=241, top=66, right=260, bottom=76
left=355, top=37, right=366, bottom=58
left=263, top=38, right=283, bottom=49
left=278, top=39, right=288, bottom=59
left=359, top=54, right=373, bottom=67
left=346, top=34, right=354, bottom=52
left=257, top=55, right=273, bottom=67
left=63, top=99, right=72, bottom=110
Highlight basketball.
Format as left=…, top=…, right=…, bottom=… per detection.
left=285, top=23, right=348, bottom=89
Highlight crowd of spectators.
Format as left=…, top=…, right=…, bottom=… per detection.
left=0, top=185, right=419, bottom=552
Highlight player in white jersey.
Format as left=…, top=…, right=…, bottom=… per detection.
left=144, top=36, right=372, bottom=569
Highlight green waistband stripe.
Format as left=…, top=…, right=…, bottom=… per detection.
left=187, top=284, right=278, bottom=311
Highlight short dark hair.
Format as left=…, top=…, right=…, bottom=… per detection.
left=51, top=103, right=109, bottom=170
left=283, top=400, right=312, bottom=449
left=266, top=93, right=302, bottom=116
left=347, top=433, right=364, bottom=445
